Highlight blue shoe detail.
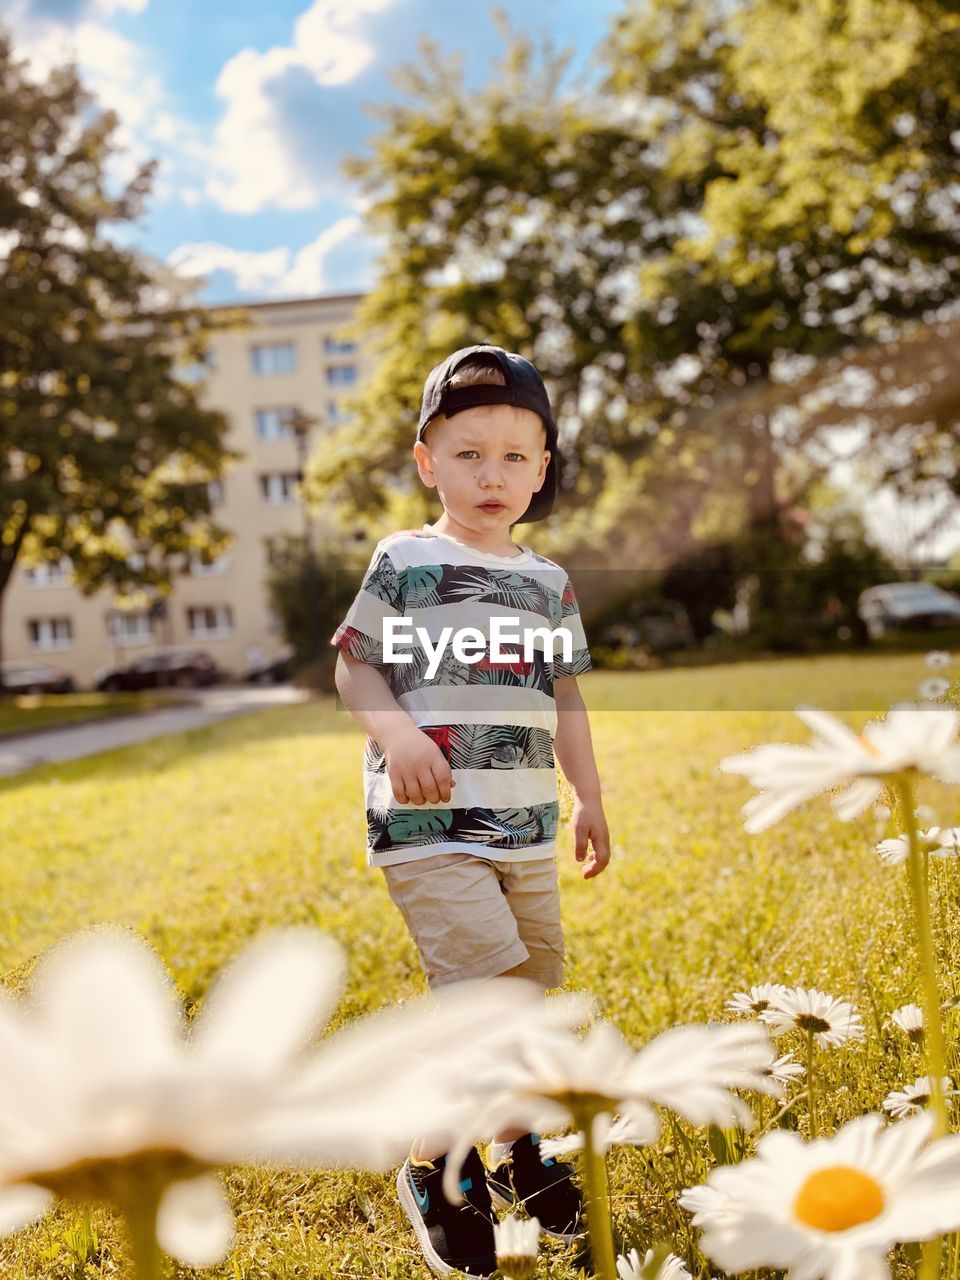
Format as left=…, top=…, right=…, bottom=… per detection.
left=410, top=1168, right=430, bottom=1213
left=459, top=1176, right=473, bottom=1193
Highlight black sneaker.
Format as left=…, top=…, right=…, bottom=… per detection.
left=486, top=1133, right=583, bottom=1242
left=397, top=1147, right=497, bottom=1277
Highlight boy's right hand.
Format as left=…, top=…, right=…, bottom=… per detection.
left=381, top=726, right=456, bottom=806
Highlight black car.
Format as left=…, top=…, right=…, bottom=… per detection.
left=0, top=662, right=76, bottom=695
left=94, top=649, right=222, bottom=691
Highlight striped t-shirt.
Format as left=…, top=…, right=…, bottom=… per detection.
left=330, top=522, right=592, bottom=868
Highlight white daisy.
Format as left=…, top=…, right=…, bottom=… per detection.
left=442, top=1021, right=778, bottom=1202
left=890, top=1003, right=924, bottom=1042
left=616, top=1246, right=692, bottom=1279
left=919, top=677, right=951, bottom=701
left=726, top=983, right=789, bottom=1016
left=494, top=1216, right=539, bottom=1279
left=882, top=1077, right=956, bottom=1120
left=683, top=1112, right=960, bottom=1280
left=719, top=703, right=960, bottom=833
left=760, top=987, right=864, bottom=1048
left=926, top=651, right=952, bottom=669
left=0, top=927, right=584, bottom=1266
left=539, top=1113, right=651, bottom=1160
left=876, top=827, right=958, bottom=865
left=762, top=1053, right=805, bottom=1086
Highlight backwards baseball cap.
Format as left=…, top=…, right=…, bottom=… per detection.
left=417, top=344, right=558, bottom=524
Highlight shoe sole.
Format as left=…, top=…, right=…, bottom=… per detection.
left=396, top=1162, right=496, bottom=1278
left=487, top=1183, right=582, bottom=1244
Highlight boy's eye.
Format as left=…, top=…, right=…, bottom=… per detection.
left=456, top=450, right=526, bottom=461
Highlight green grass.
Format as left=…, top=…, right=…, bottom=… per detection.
left=0, top=652, right=957, bottom=1278
left=0, top=692, right=188, bottom=740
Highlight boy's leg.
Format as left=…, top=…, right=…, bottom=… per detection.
left=382, top=853, right=535, bottom=1276
left=484, top=857, right=582, bottom=1240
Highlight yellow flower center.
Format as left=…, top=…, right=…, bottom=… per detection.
left=794, top=1165, right=885, bottom=1232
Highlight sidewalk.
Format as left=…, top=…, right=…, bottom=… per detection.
left=0, top=684, right=310, bottom=778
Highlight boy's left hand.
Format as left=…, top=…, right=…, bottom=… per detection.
left=572, top=797, right=611, bottom=879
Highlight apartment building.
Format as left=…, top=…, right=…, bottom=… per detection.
left=1, top=291, right=367, bottom=689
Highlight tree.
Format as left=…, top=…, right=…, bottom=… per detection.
left=318, top=1, right=959, bottom=575
left=604, top=0, right=960, bottom=531
left=313, top=19, right=688, bottom=566
left=0, top=32, right=238, bottom=683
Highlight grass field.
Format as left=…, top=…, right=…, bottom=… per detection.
left=0, top=651, right=956, bottom=1279
left=0, top=692, right=187, bottom=740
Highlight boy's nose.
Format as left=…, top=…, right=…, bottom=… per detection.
left=477, top=463, right=505, bottom=488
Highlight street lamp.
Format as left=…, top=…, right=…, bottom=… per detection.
left=287, top=409, right=322, bottom=668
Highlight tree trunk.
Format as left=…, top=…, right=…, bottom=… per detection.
left=747, top=415, right=779, bottom=531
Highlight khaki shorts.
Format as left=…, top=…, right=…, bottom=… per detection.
left=382, top=851, right=564, bottom=990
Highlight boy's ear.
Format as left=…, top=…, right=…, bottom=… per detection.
left=413, top=440, right=437, bottom=489
left=532, top=448, right=550, bottom=493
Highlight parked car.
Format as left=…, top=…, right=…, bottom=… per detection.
left=244, top=643, right=295, bottom=684
left=0, top=662, right=76, bottom=695
left=857, top=582, right=960, bottom=639
left=94, top=648, right=222, bottom=691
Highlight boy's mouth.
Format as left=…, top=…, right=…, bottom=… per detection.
left=477, top=500, right=506, bottom=513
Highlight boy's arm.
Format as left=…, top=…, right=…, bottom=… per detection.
left=553, top=673, right=611, bottom=879
left=335, top=652, right=455, bottom=805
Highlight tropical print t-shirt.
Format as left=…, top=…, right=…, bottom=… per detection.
left=330, top=522, right=592, bottom=867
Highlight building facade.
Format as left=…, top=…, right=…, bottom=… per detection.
left=1, top=292, right=367, bottom=689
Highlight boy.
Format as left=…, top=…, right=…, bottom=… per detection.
left=331, top=344, right=611, bottom=1277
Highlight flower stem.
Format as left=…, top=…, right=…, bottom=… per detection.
left=896, top=776, right=947, bottom=1280
left=805, top=1030, right=819, bottom=1139
left=575, top=1109, right=617, bottom=1280
left=896, top=776, right=949, bottom=1138
left=121, top=1193, right=162, bottom=1280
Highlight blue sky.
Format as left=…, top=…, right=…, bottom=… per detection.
left=6, top=0, right=625, bottom=302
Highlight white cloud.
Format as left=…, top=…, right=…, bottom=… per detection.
left=93, top=0, right=147, bottom=12
left=6, top=1, right=211, bottom=200
left=207, top=0, right=395, bottom=214
left=167, top=215, right=366, bottom=298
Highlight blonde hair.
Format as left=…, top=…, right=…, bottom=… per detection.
left=448, top=358, right=506, bottom=388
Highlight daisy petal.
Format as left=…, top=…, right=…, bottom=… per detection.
left=31, top=929, right=181, bottom=1082
left=0, top=1185, right=53, bottom=1236
left=156, top=1176, right=235, bottom=1267
left=190, top=931, right=345, bottom=1076
left=833, top=776, right=883, bottom=821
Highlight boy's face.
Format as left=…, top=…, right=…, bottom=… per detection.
left=413, top=404, right=550, bottom=540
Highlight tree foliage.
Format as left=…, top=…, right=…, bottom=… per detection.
left=0, top=32, right=238, bottom=668
left=319, top=1, right=959, bottom=567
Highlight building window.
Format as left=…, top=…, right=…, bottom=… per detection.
left=255, top=406, right=296, bottom=440
left=259, top=473, right=299, bottom=505
left=27, top=617, right=73, bottom=650
left=106, top=610, right=153, bottom=644
left=251, top=343, right=296, bottom=375
left=324, top=336, right=356, bottom=355
left=207, top=479, right=224, bottom=508
left=326, top=364, right=357, bottom=387
left=189, top=552, right=230, bottom=576
left=23, top=557, right=71, bottom=587
left=187, top=605, right=234, bottom=638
